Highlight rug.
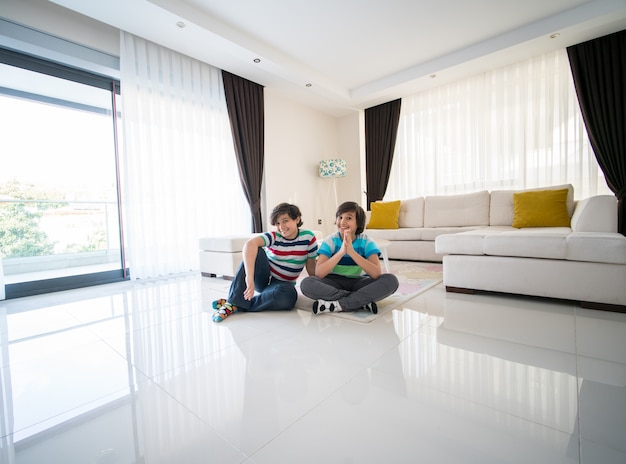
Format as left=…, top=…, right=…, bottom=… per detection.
left=295, top=261, right=443, bottom=323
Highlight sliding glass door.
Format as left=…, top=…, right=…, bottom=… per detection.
left=0, top=50, right=126, bottom=298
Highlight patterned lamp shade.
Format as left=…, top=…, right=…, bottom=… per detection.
left=319, top=159, right=347, bottom=178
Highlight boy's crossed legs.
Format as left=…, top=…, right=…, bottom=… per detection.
left=301, top=274, right=398, bottom=315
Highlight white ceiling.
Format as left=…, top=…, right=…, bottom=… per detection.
left=51, top=0, right=626, bottom=116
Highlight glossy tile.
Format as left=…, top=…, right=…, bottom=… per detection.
left=575, top=308, right=626, bottom=463
left=151, top=318, right=373, bottom=456
left=7, top=370, right=245, bottom=464
left=0, top=264, right=625, bottom=463
left=249, top=370, right=579, bottom=464
left=374, top=323, right=580, bottom=434
left=5, top=333, right=131, bottom=441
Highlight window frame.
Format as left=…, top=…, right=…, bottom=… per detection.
left=0, top=47, right=128, bottom=299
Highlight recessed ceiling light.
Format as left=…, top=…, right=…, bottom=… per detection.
left=253, top=58, right=261, bottom=63
left=550, top=33, right=560, bottom=39
left=176, top=21, right=186, bottom=28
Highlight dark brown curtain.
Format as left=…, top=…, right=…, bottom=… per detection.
left=222, top=70, right=265, bottom=232
left=567, top=29, right=626, bottom=235
left=365, top=99, right=402, bottom=209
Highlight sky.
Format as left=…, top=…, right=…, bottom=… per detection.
left=0, top=94, right=118, bottom=198
left=0, top=61, right=118, bottom=197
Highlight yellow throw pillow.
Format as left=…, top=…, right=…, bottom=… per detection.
left=367, top=200, right=402, bottom=229
left=512, top=188, right=571, bottom=228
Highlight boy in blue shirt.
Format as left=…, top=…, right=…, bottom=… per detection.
left=300, top=201, right=398, bottom=314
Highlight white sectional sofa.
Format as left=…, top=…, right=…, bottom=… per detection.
left=366, top=189, right=493, bottom=262
left=365, top=185, right=626, bottom=311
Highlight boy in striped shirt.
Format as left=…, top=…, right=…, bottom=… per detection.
left=212, top=203, right=318, bottom=322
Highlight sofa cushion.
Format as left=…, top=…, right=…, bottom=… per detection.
left=570, top=195, right=618, bottom=233
left=512, top=188, right=571, bottom=228
left=435, top=227, right=514, bottom=255
left=420, top=226, right=485, bottom=241
left=483, top=228, right=571, bottom=259
left=365, top=227, right=425, bottom=241
left=567, top=232, right=626, bottom=264
left=490, top=184, right=574, bottom=226
left=367, top=225, right=484, bottom=242
left=367, top=200, right=401, bottom=229
left=424, top=190, right=490, bottom=227
left=398, top=197, right=424, bottom=228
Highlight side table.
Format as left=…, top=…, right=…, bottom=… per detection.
left=373, top=239, right=391, bottom=273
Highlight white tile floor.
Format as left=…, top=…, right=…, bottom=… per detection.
left=0, top=264, right=625, bottom=464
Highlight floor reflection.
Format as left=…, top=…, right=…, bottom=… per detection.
left=0, top=266, right=624, bottom=463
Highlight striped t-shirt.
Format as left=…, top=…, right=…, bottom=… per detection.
left=260, top=229, right=318, bottom=282
left=318, top=232, right=380, bottom=277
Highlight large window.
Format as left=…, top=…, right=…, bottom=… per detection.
left=0, top=49, right=126, bottom=298
left=386, top=49, right=612, bottom=201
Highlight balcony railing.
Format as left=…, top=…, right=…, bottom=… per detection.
left=1, top=199, right=123, bottom=283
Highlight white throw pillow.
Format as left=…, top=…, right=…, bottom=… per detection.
left=424, top=190, right=490, bottom=227
left=398, top=197, right=424, bottom=228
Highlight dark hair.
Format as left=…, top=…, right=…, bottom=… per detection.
left=335, top=201, right=366, bottom=235
left=270, top=203, right=303, bottom=227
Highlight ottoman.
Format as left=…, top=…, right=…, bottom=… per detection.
left=199, top=235, right=249, bottom=279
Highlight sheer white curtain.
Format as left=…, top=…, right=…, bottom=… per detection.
left=120, top=32, right=249, bottom=279
left=386, top=49, right=611, bottom=201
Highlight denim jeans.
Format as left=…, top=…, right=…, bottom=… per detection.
left=227, top=250, right=298, bottom=311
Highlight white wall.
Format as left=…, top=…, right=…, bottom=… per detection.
left=264, top=94, right=366, bottom=236
left=337, top=111, right=365, bottom=207
left=265, top=90, right=340, bottom=235
left=263, top=94, right=364, bottom=236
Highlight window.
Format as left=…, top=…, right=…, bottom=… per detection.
left=0, top=48, right=126, bottom=298
left=386, top=49, right=612, bottom=201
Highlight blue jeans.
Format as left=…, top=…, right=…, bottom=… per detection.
left=227, top=250, right=298, bottom=312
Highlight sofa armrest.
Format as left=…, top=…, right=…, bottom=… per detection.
left=571, top=195, right=618, bottom=233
